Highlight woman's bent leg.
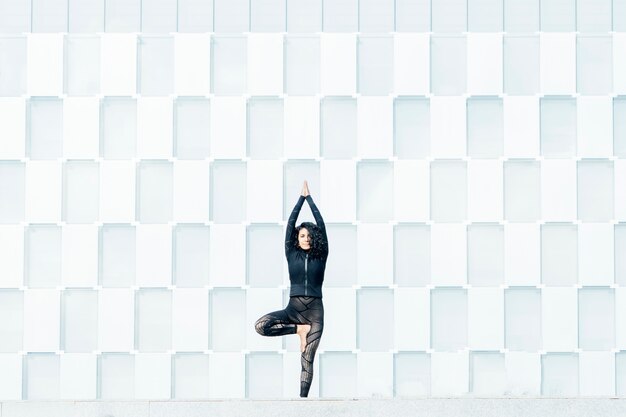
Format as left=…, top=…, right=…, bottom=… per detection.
left=254, top=309, right=298, bottom=337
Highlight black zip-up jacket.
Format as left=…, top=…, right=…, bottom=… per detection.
left=285, top=195, right=328, bottom=298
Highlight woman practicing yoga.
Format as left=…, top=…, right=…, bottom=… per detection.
left=254, top=180, right=329, bottom=398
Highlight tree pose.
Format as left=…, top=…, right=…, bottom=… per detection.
left=254, top=180, right=329, bottom=398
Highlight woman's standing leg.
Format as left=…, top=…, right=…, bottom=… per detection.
left=295, top=297, right=324, bottom=398
left=299, top=320, right=323, bottom=397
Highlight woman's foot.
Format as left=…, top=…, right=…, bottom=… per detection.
left=296, top=324, right=311, bottom=353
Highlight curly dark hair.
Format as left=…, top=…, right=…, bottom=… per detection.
left=291, top=221, right=328, bottom=259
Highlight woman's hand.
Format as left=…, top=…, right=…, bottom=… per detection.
left=301, top=180, right=310, bottom=197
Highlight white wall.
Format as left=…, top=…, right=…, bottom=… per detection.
left=0, top=0, right=626, bottom=400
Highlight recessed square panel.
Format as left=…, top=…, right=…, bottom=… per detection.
left=541, top=223, right=578, bottom=286
left=32, top=0, right=67, bottom=32
left=284, top=36, right=320, bottom=96
left=173, top=225, right=210, bottom=288
left=0, top=162, right=25, bottom=223
left=100, top=98, right=137, bottom=159
left=100, top=225, right=135, bottom=288
left=430, top=160, right=467, bottom=222
left=467, top=97, right=503, bottom=158
left=28, top=98, right=63, bottom=160
left=321, top=97, right=357, bottom=159
left=250, top=0, right=285, bottom=32
left=394, top=352, right=430, bottom=396
left=324, top=225, right=357, bottom=287
left=504, top=36, right=540, bottom=95
left=211, top=36, right=247, bottom=95
left=137, top=36, right=174, bottom=96
left=25, top=354, right=60, bottom=399
left=615, top=98, right=626, bottom=158
left=177, top=0, right=213, bottom=32
left=468, top=224, right=504, bottom=286
left=0, top=0, right=30, bottom=32
left=577, top=36, right=612, bottom=95
left=211, top=289, right=246, bottom=352
left=357, top=161, right=393, bottom=222
left=504, top=160, right=540, bottom=222
left=247, top=225, right=283, bottom=287
left=358, top=36, right=393, bottom=95
left=616, top=224, right=626, bottom=286
left=174, top=98, right=210, bottom=159
left=505, top=288, right=541, bottom=351
left=137, top=161, right=173, bottom=224
left=63, top=161, right=99, bottom=224
left=432, top=0, right=466, bottom=32
left=0, top=290, right=24, bottom=352
left=430, top=36, right=466, bottom=96
left=247, top=97, right=283, bottom=159
left=504, top=0, right=539, bottom=32
left=104, top=0, right=140, bottom=32
left=359, top=0, right=394, bottom=32
left=26, top=225, right=61, bottom=288
left=62, top=290, right=97, bottom=353
left=577, top=160, right=614, bottom=222
left=357, top=289, right=394, bottom=352
left=431, top=288, right=467, bottom=351
left=320, top=352, right=357, bottom=397
left=99, top=353, right=134, bottom=399
left=141, top=0, right=177, bottom=33
left=471, top=352, right=505, bottom=395
left=394, top=224, right=430, bottom=286
left=135, top=289, right=172, bottom=352
left=541, top=353, right=579, bottom=396
left=540, top=0, right=575, bottom=31
left=64, top=36, right=100, bottom=95
left=395, top=0, right=430, bottom=32
left=540, top=97, right=577, bottom=158
left=214, top=0, right=249, bottom=32
left=246, top=353, right=283, bottom=398
left=394, top=98, right=430, bottom=159
left=286, top=0, right=322, bottom=32
left=579, top=288, right=615, bottom=351
left=468, top=0, right=503, bottom=31
left=173, top=353, right=210, bottom=399
left=210, top=161, right=246, bottom=224
left=323, top=0, right=358, bottom=32
left=0, top=37, right=27, bottom=96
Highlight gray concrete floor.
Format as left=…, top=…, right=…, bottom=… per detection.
left=2, top=399, right=626, bottom=417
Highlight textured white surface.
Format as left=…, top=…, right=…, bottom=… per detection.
left=1, top=0, right=625, bottom=401
left=5, top=399, right=626, bottom=417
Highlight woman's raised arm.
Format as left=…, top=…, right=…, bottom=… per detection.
left=285, top=194, right=306, bottom=255
left=304, top=195, right=326, bottom=242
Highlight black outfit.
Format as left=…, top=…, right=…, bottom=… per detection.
left=254, top=195, right=328, bottom=398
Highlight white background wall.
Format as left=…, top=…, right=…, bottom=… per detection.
left=1, top=0, right=626, bottom=400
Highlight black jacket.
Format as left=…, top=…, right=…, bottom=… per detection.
left=285, top=195, right=329, bottom=298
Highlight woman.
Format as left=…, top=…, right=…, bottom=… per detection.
left=254, top=180, right=329, bottom=398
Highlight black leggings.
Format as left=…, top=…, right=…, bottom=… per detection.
left=254, top=296, right=324, bottom=397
